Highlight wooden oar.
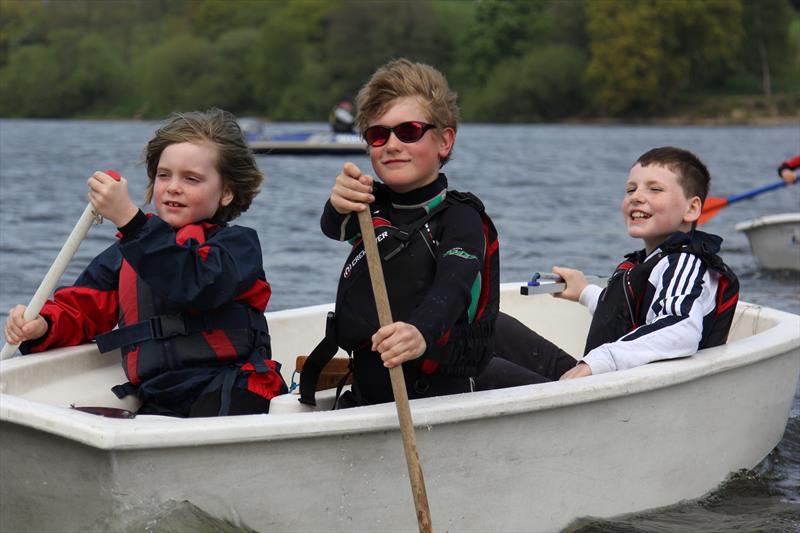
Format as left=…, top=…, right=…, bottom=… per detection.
left=697, top=180, right=789, bottom=226
left=356, top=208, right=433, bottom=533
left=0, top=170, right=120, bottom=360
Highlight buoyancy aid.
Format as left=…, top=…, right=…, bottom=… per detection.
left=584, top=230, right=739, bottom=355
left=94, top=222, right=285, bottom=414
left=299, top=190, right=499, bottom=406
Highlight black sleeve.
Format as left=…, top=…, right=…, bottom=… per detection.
left=320, top=200, right=359, bottom=242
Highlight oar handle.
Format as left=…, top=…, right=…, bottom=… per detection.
left=1, top=170, right=119, bottom=361
left=726, top=180, right=787, bottom=205
left=356, top=208, right=433, bottom=533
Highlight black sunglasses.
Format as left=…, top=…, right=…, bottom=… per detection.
left=363, top=121, right=436, bottom=147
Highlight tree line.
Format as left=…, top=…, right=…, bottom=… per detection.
left=0, top=0, right=798, bottom=121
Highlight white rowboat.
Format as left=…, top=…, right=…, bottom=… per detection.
left=1, top=283, right=798, bottom=532
left=735, top=212, right=800, bottom=271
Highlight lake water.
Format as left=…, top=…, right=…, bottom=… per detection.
left=0, top=119, right=798, bottom=532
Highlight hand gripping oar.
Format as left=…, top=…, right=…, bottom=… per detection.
left=356, top=208, right=433, bottom=533
left=697, top=180, right=790, bottom=226
left=0, top=170, right=121, bottom=360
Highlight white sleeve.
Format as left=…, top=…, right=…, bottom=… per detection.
left=579, top=284, right=604, bottom=315
left=582, top=253, right=718, bottom=375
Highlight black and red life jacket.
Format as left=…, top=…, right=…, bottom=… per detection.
left=299, top=190, right=499, bottom=406
left=94, top=222, right=284, bottom=412
left=584, top=230, right=739, bottom=355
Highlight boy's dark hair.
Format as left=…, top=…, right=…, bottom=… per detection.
left=355, top=58, right=460, bottom=166
left=144, top=108, right=263, bottom=222
left=636, top=146, right=710, bottom=206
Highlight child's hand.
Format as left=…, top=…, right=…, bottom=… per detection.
left=560, top=361, right=592, bottom=380
left=87, top=171, right=139, bottom=227
left=330, top=162, right=375, bottom=214
left=372, top=321, right=427, bottom=368
left=780, top=168, right=797, bottom=185
left=551, top=266, right=587, bottom=302
left=4, top=305, right=47, bottom=345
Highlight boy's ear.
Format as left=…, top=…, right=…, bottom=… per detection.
left=437, top=127, right=455, bottom=160
left=221, top=187, right=234, bottom=207
left=684, top=196, right=702, bottom=223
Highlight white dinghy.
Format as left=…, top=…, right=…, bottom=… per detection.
left=1, top=284, right=798, bottom=533
left=735, top=212, right=800, bottom=271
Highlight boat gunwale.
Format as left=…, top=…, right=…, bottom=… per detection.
left=1, top=297, right=798, bottom=451
left=734, top=212, right=800, bottom=232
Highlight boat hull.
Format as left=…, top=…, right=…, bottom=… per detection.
left=2, top=285, right=798, bottom=532
left=735, top=212, right=800, bottom=271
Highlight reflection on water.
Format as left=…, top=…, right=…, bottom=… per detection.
left=1, top=120, right=798, bottom=532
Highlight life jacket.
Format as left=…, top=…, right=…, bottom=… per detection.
left=584, top=230, right=739, bottom=355
left=95, top=222, right=284, bottom=414
left=299, top=190, right=500, bottom=406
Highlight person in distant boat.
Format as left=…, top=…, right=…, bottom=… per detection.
left=304, top=58, right=499, bottom=407
left=3, top=109, right=287, bottom=417
left=777, top=155, right=799, bottom=185
left=329, top=98, right=356, bottom=134
left=475, top=147, right=740, bottom=389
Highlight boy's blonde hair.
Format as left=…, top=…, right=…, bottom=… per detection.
left=143, top=108, right=263, bottom=223
left=355, top=58, right=460, bottom=165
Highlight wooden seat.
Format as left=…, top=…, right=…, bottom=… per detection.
left=295, top=355, right=352, bottom=391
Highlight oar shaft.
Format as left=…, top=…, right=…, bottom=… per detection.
left=726, top=180, right=787, bottom=205
left=0, top=203, right=97, bottom=360
left=357, top=208, right=433, bottom=533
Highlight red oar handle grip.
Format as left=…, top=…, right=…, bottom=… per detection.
left=105, top=169, right=121, bottom=181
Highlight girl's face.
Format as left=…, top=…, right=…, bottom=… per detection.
left=153, top=141, right=233, bottom=228
left=367, top=96, right=454, bottom=193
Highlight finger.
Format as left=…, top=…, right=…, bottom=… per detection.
left=358, top=174, right=374, bottom=189
left=5, top=321, right=21, bottom=344
left=21, top=319, right=39, bottom=337
left=334, top=182, right=374, bottom=203
left=343, top=162, right=362, bottom=179
left=372, top=325, right=395, bottom=352
left=336, top=173, right=372, bottom=194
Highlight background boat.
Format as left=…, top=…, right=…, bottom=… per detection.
left=1, top=285, right=798, bottom=533
left=248, top=131, right=366, bottom=155
left=735, top=213, right=800, bottom=271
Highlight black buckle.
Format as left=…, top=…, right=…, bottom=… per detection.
left=149, top=314, right=186, bottom=339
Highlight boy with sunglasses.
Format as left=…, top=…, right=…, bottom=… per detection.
left=310, top=58, right=499, bottom=407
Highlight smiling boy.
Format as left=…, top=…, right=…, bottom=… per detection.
left=476, top=147, right=740, bottom=388
left=555, top=146, right=740, bottom=379
left=309, top=59, right=499, bottom=407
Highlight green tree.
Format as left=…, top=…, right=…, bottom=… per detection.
left=321, top=0, right=452, bottom=109
left=466, top=45, right=586, bottom=122
left=740, top=0, right=794, bottom=98
left=50, top=31, right=129, bottom=116
left=585, top=0, right=744, bottom=115
left=215, top=28, right=262, bottom=114
left=0, top=44, right=61, bottom=116
left=454, top=0, right=551, bottom=89
left=136, top=34, right=228, bottom=115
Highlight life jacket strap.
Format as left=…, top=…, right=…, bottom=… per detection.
left=95, top=308, right=268, bottom=353
left=299, top=312, right=339, bottom=406
left=111, top=381, right=139, bottom=399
